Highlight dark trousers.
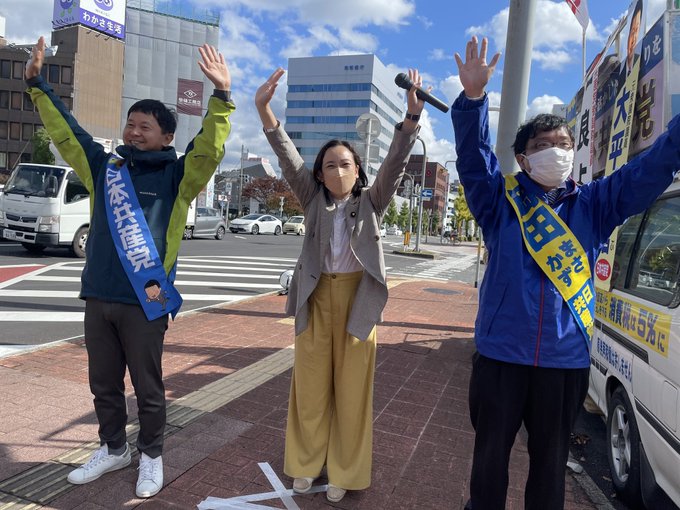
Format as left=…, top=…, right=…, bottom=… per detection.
left=84, top=298, right=168, bottom=458
left=468, top=353, right=589, bottom=510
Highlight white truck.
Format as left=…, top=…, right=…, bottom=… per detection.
left=0, top=163, right=90, bottom=257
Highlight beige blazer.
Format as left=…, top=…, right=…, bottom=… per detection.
left=264, top=123, right=418, bottom=341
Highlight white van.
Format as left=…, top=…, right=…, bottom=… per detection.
left=589, top=177, right=680, bottom=509
left=0, top=163, right=90, bottom=257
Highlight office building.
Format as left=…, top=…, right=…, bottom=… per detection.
left=284, top=54, right=405, bottom=177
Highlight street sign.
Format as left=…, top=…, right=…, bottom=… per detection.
left=421, top=188, right=433, bottom=198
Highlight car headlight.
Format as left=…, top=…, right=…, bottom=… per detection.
left=38, top=215, right=60, bottom=233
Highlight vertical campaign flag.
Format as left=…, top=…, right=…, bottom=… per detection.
left=566, top=0, right=589, bottom=30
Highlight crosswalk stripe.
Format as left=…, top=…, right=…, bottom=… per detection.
left=0, top=312, right=84, bottom=322
left=175, top=271, right=279, bottom=279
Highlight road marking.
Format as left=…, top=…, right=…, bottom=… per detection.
left=0, top=290, right=254, bottom=302
left=23, top=276, right=280, bottom=289
left=176, top=271, right=279, bottom=279
left=0, top=312, right=84, bottom=322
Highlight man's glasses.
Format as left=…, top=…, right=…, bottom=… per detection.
left=529, top=141, right=574, bottom=151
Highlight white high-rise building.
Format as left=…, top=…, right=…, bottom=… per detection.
left=284, top=54, right=405, bottom=178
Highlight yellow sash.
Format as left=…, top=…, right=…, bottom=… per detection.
left=504, top=175, right=594, bottom=342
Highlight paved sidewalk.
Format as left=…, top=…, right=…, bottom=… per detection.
left=0, top=278, right=607, bottom=509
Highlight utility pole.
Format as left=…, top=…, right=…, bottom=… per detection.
left=237, top=145, right=247, bottom=216
left=415, top=136, right=427, bottom=252
left=496, top=0, right=537, bottom=175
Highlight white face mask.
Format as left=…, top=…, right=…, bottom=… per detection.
left=522, top=147, right=574, bottom=188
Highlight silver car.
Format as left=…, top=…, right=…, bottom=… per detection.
left=193, top=207, right=227, bottom=239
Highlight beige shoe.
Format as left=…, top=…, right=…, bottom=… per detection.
left=293, top=477, right=314, bottom=494
left=326, top=484, right=346, bottom=503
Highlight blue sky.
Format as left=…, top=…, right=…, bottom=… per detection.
left=1, top=0, right=669, bottom=171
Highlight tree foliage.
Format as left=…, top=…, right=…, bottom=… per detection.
left=397, top=201, right=410, bottom=230
left=242, top=176, right=302, bottom=216
left=453, top=185, right=474, bottom=235
left=31, top=128, right=55, bottom=165
left=383, top=199, right=398, bottom=227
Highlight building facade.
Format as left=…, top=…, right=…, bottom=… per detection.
left=400, top=155, right=449, bottom=231
left=284, top=54, right=405, bottom=177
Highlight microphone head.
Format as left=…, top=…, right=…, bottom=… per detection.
left=394, top=73, right=412, bottom=89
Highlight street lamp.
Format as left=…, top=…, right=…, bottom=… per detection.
left=401, top=172, right=415, bottom=248
left=237, top=145, right=248, bottom=217
left=415, top=136, right=426, bottom=252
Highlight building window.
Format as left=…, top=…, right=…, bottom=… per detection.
left=0, top=91, right=7, bottom=109
left=9, top=122, right=20, bottom=140
left=10, top=92, right=22, bottom=110
left=8, top=152, right=19, bottom=169
left=12, top=61, right=24, bottom=79
left=61, top=96, right=73, bottom=110
left=0, top=60, right=10, bottom=78
left=0, top=121, right=7, bottom=139
left=0, top=152, right=6, bottom=169
left=22, top=123, right=34, bottom=141
left=20, top=152, right=31, bottom=163
left=48, top=64, right=60, bottom=83
left=61, top=66, right=72, bottom=84
left=23, top=93, right=34, bottom=111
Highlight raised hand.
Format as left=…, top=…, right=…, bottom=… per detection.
left=25, top=36, right=46, bottom=80
left=454, top=36, right=500, bottom=98
left=255, top=68, right=285, bottom=129
left=406, top=68, right=428, bottom=116
left=197, top=44, right=231, bottom=91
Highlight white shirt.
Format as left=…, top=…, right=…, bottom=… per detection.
left=323, top=197, right=363, bottom=273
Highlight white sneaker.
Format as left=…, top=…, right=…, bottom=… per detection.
left=67, top=444, right=131, bottom=484
left=136, top=453, right=163, bottom=498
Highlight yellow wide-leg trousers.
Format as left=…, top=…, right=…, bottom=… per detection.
left=284, top=271, right=376, bottom=490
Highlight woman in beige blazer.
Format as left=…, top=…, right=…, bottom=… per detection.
left=255, top=67, right=424, bottom=503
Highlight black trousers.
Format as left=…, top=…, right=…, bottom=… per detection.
left=468, top=353, right=589, bottom=510
left=84, top=298, right=168, bottom=458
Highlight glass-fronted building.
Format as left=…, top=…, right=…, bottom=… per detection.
left=284, top=54, right=405, bottom=177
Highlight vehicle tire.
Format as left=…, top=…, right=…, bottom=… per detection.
left=298, top=227, right=304, bottom=236
left=215, top=226, right=225, bottom=240
left=274, top=225, right=281, bottom=235
left=21, top=242, right=46, bottom=254
left=607, top=386, right=643, bottom=507
left=70, top=226, right=89, bottom=258
left=251, top=224, right=259, bottom=235
left=183, top=227, right=193, bottom=240
left=283, top=231, right=287, bottom=235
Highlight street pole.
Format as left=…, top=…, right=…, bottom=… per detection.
left=364, top=118, right=372, bottom=176
left=496, top=0, right=537, bottom=175
left=237, top=145, right=246, bottom=216
left=444, top=159, right=456, bottom=239
left=402, top=172, right=415, bottom=248
left=415, top=136, right=426, bottom=252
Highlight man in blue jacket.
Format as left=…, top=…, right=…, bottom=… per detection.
left=452, top=36, right=680, bottom=509
left=24, top=36, right=234, bottom=498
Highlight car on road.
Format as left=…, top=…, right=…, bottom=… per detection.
left=191, top=207, right=226, bottom=239
left=283, top=215, right=305, bottom=235
left=386, top=225, right=402, bottom=236
left=229, top=213, right=282, bottom=235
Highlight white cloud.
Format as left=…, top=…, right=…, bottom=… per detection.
left=532, top=49, right=573, bottom=71
left=439, top=75, right=463, bottom=105
left=1, top=0, right=52, bottom=44
left=429, top=48, right=452, bottom=61
left=525, top=94, right=564, bottom=119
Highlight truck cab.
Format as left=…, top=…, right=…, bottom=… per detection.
left=0, top=163, right=90, bottom=257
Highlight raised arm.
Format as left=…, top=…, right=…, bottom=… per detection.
left=451, top=36, right=505, bottom=232
left=24, top=36, right=108, bottom=192
left=255, top=68, right=317, bottom=209
left=177, top=44, right=235, bottom=201
left=369, top=68, right=423, bottom=215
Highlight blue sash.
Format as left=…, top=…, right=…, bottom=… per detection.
left=104, top=157, right=182, bottom=321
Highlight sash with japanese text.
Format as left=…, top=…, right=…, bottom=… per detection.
left=104, top=157, right=182, bottom=321
left=504, top=175, right=595, bottom=344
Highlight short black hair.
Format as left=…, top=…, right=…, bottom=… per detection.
left=512, top=114, right=574, bottom=155
left=144, top=279, right=160, bottom=289
left=127, top=99, right=178, bottom=135
left=312, top=139, right=368, bottom=198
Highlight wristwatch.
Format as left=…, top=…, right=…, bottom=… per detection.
left=405, top=112, right=420, bottom=122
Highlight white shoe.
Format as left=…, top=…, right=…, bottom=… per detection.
left=136, top=453, right=163, bottom=498
left=67, top=444, right=131, bottom=484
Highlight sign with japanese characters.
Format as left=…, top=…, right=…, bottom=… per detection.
left=177, top=79, right=204, bottom=116
left=52, top=0, right=126, bottom=40
left=596, top=290, right=671, bottom=358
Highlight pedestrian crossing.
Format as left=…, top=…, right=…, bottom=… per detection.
left=387, top=253, right=479, bottom=281
left=0, top=255, right=297, bottom=324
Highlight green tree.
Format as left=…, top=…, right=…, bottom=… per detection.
left=397, top=201, right=410, bottom=230
left=453, top=185, right=474, bottom=237
left=383, top=199, right=398, bottom=226
left=242, top=176, right=302, bottom=216
left=31, top=128, right=55, bottom=165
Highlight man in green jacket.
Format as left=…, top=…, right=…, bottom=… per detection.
left=25, top=36, right=235, bottom=498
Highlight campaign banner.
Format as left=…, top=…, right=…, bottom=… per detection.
left=630, top=15, right=665, bottom=156
left=52, top=0, right=126, bottom=39
left=573, top=75, right=595, bottom=183
left=669, top=12, right=680, bottom=117
left=177, top=79, right=204, bottom=116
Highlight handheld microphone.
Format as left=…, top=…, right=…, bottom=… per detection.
left=394, top=73, right=450, bottom=113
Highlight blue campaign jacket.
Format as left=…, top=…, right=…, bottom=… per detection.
left=451, top=92, right=680, bottom=368
left=27, top=76, right=234, bottom=306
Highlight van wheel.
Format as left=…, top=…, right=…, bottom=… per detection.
left=215, top=226, right=225, bottom=240
left=607, top=386, right=643, bottom=507
left=274, top=225, right=281, bottom=236
left=251, top=225, right=259, bottom=235
left=70, top=226, right=89, bottom=258
left=21, top=243, right=46, bottom=254
left=298, top=227, right=304, bottom=236
left=183, top=227, right=193, bottom=240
